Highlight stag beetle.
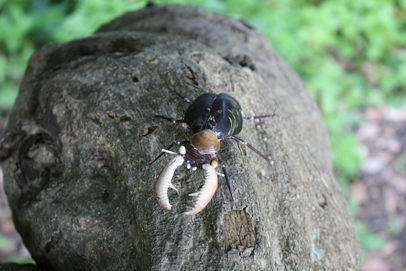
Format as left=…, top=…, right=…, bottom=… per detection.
left=144, top=90, right=278, bottom=215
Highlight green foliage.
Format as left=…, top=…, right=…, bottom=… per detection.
left=394, top=153, right=406, bottom=174
left=356, top=220, right=386, bottom=257
left=387, top=216, right=401, bottom=235
left=51, top=0, right=147, bottom=42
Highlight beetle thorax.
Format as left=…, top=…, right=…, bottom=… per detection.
left=191, top=129, right=220, bottom=155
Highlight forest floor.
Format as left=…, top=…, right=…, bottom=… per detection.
left=0, top=107, right=405, bottom=269
left=354, top=106, right=406, bottom=271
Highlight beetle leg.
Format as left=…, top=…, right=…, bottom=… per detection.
left=184, top=164, right=218, bottom=216
left=216, top=157, right=241, bottom=210
left=216, top=156, right=236, bottom=204
left=154, top=155, right=184, bottom=210
left=216, top=158, right=241, bottom=209
left=143, top=140, right=189, bottom=175
left=230, top=136, right=278, bottom=166
left=216, top=155, right=241, bottom=209
left=243, top=108, right=279, bottom=120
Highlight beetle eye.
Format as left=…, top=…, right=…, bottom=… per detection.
left=210, top=160, right=218, bottom=168
left=179, top=146, right=186, bottom=155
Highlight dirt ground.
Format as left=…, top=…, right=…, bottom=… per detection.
left=353, top=107, right=406, bottom=271
left=0, top=106, right=405, bottom=269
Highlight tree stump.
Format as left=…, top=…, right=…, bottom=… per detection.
left=0, top=4, right=362, bottom=270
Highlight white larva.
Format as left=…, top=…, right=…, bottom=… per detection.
left=184, top=164, right=218, bottom=216
left=153, top=155, right=184, bottom=210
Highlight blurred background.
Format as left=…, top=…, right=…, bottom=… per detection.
left=0, top=0, right=405, bottom=270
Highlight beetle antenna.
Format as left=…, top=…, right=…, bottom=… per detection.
left=229, top=136, right=279, bottom=167
left=161, top=149, right=178, bottom=155
left=155, top=114, right=186, bottom=124
left=143, top=140, right=190, bottom=175
left=170, top=88, right=192, bottom=104
left=243, top=108, right=279, bottom=120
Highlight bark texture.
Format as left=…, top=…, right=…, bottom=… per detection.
left=0, top=4, right=362, bottom=271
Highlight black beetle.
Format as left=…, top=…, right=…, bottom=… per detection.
left=144, top=90, right=278, bottom=215
left=184, top=93, right=243, bottom=139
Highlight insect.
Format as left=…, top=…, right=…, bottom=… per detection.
left=144, top=90, right=278, bottom=215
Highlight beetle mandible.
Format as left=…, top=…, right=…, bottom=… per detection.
left=144, top=90, right=278, bottom=215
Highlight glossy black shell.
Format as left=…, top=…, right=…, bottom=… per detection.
left=184, top=93, right=243, bottom=140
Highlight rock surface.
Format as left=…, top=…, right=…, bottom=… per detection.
left=0, top=4, right=362, bottom=270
